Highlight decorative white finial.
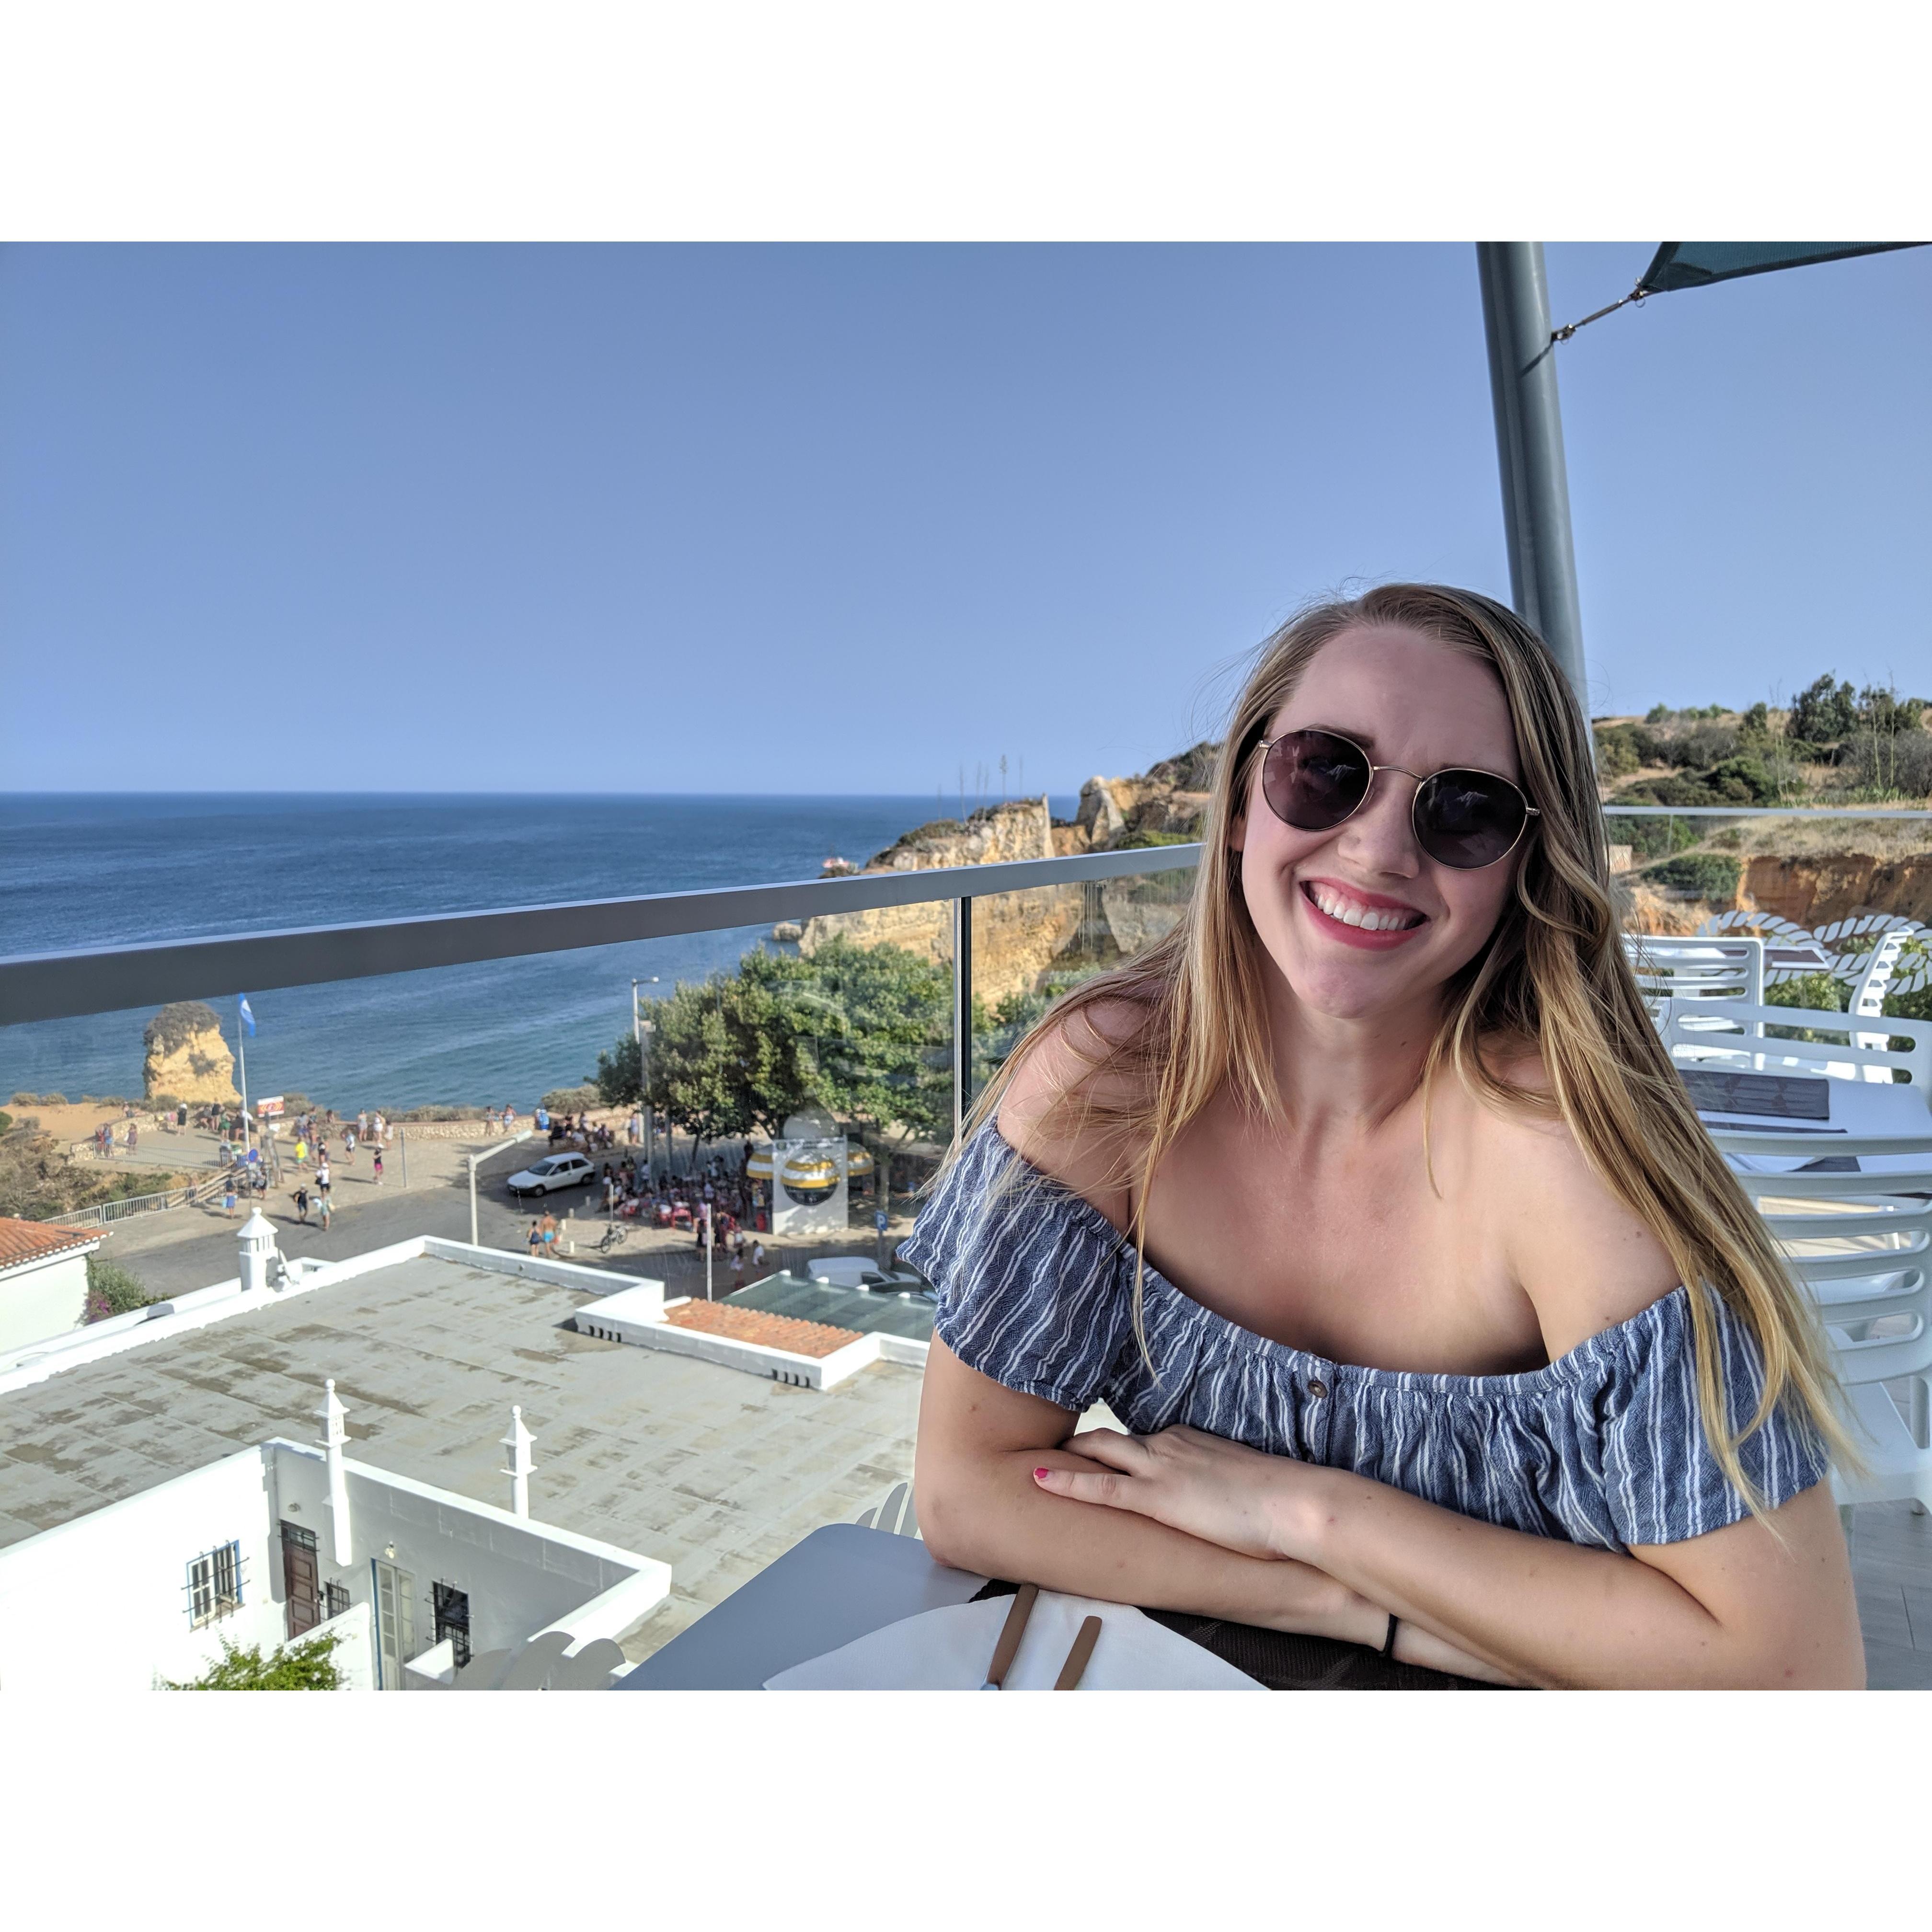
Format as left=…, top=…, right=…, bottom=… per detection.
left=500, top=1404, right=538, bottom=1518
left=318, top=1379, right=353, bottom=1564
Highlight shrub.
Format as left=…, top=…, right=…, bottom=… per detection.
left=1594, top=727, right=1641, bottom=777
left=1114, top=829, right=1196, bottom=850
left=9, top=1092, right=67, bottom=1107
left=395, top=1104, right=485, bottom=1122
left=1644, top=853, right=1741, bottom=899
left=1670, top=722, right=1740, bottom=768
left=1851, top=728, right=1932, bottom=799
left=163, top=1629, right=344, bottom=1691
left=1607, top=816, right=1699, bottom=861
left=0, top=1111, right=10, bottom=1137
left=1700, top=755, right=1777, bottom=804
left=83, top=1257, right=152, bottom=1323
left=541, top=1085, right=601, bottom=1113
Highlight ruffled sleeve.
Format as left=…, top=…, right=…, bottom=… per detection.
left=897, top=1120, right=1136, bottom=1413
left=1598, top=1284, right=1830, bottom=1547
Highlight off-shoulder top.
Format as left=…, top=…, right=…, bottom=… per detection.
left=899, top=1119, right=1829, bottom=1550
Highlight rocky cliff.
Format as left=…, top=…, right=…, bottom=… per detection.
left=142, top=1001, right=239, bottom=1104
left=798, top=754, right=1214, bottom=1005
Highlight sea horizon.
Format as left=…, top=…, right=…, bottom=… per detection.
left=0, top=791, right=1080, bottom=1116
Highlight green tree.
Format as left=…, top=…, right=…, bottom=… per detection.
left=1787, top=674, right=1857, bottom=746
left=795, top=938, right=957, bottom=1145
left=164, top=1630, right=343, bottom=1690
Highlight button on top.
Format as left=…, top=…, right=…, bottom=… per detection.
left=1306, top=1377, right=1329, bottom=1399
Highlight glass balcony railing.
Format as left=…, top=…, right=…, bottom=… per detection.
left=0, top=845, right=1198, bottom=1670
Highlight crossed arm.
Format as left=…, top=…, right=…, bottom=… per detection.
left=914, top=1340, right=1866, bottom=1690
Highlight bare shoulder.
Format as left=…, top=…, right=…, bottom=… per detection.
left=1465, top=1038, right=1681, bottom=1360
left=995, top=994, right=1153, bottom=1230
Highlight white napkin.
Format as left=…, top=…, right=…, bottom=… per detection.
left=764, top=1589, right=1265, bottom=1690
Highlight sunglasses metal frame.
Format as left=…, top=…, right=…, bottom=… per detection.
left=1255, top=727, right=1540, bottom=870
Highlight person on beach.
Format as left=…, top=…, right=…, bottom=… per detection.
left=317, top=1191, right=333, bottom=1231
left=222, top=1181, right=237, bottom=1218
left=316, top=1158, right=331, bottom=1196
left=908, top=584, right=1862, bottom=1689
left=372, top=1149, right=383, bottom=1185
left=294, top=1185, right=309, bottom=1224
left=294, top=1136, right=308, bottom=1168
left=539, top=1211, right=559, bottom=1253
left=345, top=1127, right=356, bottom=1162
left=528, top=1219, right=542, bottom=1256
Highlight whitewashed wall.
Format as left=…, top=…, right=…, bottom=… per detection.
left=0, top=1247, right=94, bottom=1356
left=0, top=1434, right=668, bottom=1691
left=270, top=1443, right=667, bottom=1679
left=0, top=1445, right=284, bottom=1691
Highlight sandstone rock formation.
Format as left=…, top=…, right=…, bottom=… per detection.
left=798, top=760, right=1208, bottom=1006
left=142, top=1001, right=239, bottom=1104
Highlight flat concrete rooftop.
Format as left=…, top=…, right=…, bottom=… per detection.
left=0, top=1252, right=922, bottom=1661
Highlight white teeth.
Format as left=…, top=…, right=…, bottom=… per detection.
left=1308, top=884, right=1421, bottom=932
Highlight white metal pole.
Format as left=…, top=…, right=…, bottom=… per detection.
left=237, top=1011, right=252, bottom=1156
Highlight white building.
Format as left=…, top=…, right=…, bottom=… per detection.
left=0, top=1384, right=670, bottom=1690
left=0, top=1218, right=102, bottom=1355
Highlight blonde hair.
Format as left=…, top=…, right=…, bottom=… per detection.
left=961, top=583, right=1853, bottom=1509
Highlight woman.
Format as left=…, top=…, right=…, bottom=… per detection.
left=908, top=585, right=1863, bottom=1689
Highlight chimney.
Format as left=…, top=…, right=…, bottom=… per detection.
left=317, top=1379, right=353, bottom=1565
left=500, top=1405, right=537, bottom=1518
left=237, top=1207, right=278, bottom=1291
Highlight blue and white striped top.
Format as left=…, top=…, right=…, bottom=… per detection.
left=899, top=1119, right=1828, bottom=1550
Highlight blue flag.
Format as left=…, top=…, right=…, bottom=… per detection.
left=239, top=996, right=256, bottom=1037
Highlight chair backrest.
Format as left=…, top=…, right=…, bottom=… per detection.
left=1624, top=933, right=1766, bottom=1009
left=1851, top=928, right=1915, bottom=1073
left=1660, top=999, right=1932, bottom=1094
left=1714, top=1129, right=1932, bottom=1388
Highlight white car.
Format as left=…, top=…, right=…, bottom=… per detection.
left=506, top=1152, right=596, bottom=1198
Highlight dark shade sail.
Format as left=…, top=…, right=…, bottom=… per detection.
left=1637, top=242, right=1923, bottom=294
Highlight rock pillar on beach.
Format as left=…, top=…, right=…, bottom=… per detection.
left=142, top=1001, right=239, bottom=1104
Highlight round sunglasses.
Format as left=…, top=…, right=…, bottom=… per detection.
left=1257, top=728, right=1538, bottom=870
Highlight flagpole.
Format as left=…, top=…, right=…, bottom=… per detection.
left=238, top=1000, right=252, bottom=1157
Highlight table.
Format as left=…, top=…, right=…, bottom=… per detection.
left=1692, top=1069, right=1931, bottom=1177
left=616, top=1524, right=987, bottom=1689
left=616, top=1524, right=1495, bottom=1690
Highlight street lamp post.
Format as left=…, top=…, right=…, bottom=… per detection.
left=632, top=977, right=659, bottom=1180
left=467, top=1130, right=534, bottom=1247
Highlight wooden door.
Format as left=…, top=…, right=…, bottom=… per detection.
left=280, top=1521, right=321, bottom=1638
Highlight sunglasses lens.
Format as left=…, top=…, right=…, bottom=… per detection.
left=1262, top=731, right=1371, bottom=830
left=1414, top=771, right=1528, bottom=869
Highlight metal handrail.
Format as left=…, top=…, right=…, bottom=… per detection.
left=1601, top=805, right=1932, bottom=818
left=0, top=843, right=1203, bottom=1028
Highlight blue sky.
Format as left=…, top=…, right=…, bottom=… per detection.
left=2, top=242, right=1925, bottom=794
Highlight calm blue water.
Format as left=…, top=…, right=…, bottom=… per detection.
left=0, top=794, right=1077, bottom=1113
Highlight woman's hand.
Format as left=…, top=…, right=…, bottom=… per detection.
left=1032, top=1424, right=1329, bottom=1562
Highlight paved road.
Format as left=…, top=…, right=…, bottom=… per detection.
left=99, top=1164, right=911, bottom=1302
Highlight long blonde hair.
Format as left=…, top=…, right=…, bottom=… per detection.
left=962, top=583, right=1852, bottom=1508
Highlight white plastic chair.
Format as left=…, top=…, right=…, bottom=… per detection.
left=1850, top=927, right=1918, bottom=1081
left=1716, top=1128, right=1932, bottom=1512
left=1624, top=932, right=1765, bottom=1005
left=856, top=1480, right=920, bottom=1538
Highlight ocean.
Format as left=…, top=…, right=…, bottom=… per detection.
left=0, top=793, right=1077, bottom=1114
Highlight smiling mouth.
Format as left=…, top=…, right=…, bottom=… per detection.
left=1301, top=880, right=1428, bottom=934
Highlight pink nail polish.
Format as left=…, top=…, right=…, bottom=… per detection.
left=1034, top=1467, right=1051, bottom=1480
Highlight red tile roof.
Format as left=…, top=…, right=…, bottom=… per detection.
left=663, top=1300, right=862, bottom=1359
left=0, top=1218, right=100, bottom=1273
